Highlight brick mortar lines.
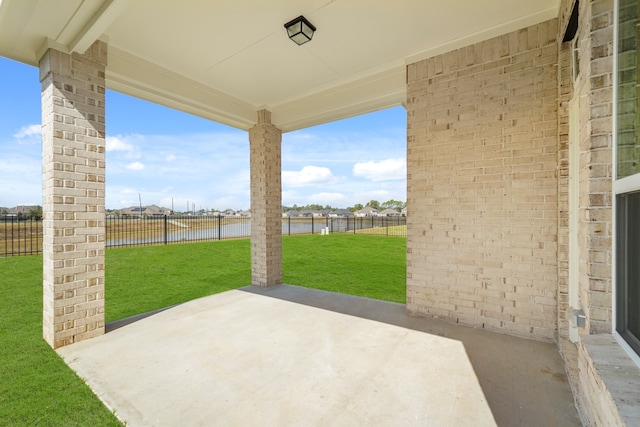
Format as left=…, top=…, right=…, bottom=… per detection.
left=40, top=41, right=107, bottom=348
left=407, top=20, right=559, bottom=342
left=249, top=114, right=282, bottom=287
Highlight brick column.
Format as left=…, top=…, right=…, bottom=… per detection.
left=40, top=41, right=107, bottom=348
left=249, top=110, right=282, bottom=286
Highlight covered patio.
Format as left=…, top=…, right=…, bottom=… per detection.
left=58, top=285, right=580, bottom=426
left=1, top=0, right=640, bottom=424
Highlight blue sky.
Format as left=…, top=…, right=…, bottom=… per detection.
left=0, top=57, right=406, bottom=212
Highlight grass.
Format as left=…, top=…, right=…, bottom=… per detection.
left=106, top=239, right=252, bottom=321
left=283, top=234, right=406, bottom=303
left=0, top=256, right=122, bottom=426
left=0, top=234, right=405, bottom=425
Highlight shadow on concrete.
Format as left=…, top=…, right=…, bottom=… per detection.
left=105, top=304, right=182, bottom=333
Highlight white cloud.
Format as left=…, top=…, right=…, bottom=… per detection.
left=282, top=166, right=338, bottom=187
left=353, top=158, right=406, bottom=181
left=13, top=124, right=41, bottom=141
left=126, top=161, right=144, bottom=171
left=106, top=136, right=134, bottom=152
left=165, top=153, right=176, bottom=161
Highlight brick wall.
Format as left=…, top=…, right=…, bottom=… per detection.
left=576, top=0, right=614, bottom=336
left=249, top=110, right=282, bottom=286
left=566, top=0, right=637, bottom=425
left=406, top=20, right=559, bottom=341
left=557, top=0, right=579, bottom=394
left=40, top=41, right=107, bottom=348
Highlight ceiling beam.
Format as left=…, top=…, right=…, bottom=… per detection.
left=59, top=0, right=128, bottom=54
left=107, top=47, right=258, bottom=130
left=272, top=66, right=406, bottom=132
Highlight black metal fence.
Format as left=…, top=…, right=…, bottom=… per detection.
left=0, top=217, right=43, bottom=257
left=1, top=214, right=406, bottom=257
left=105, top=215, right=252, bottom=248
left=283, top=215, right=407, bottom=237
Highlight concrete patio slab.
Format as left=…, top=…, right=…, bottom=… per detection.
left=57, top=285, right=582, bottom=426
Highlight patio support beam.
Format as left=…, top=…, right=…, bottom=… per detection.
left=249, top=110, right=282, bottom=287
left=40, top=41, right=107, bottom=348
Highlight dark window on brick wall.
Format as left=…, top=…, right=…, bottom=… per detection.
left=616, top=192, right=640, bottom=356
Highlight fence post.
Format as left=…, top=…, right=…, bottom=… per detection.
left=288, top=216, right=291, bottom=236
left=311, top=216, right=314, bottom=234
left=30, top=218, right=34, bottom=255
left=218, top=215, right=222, bottom=240
left=164, top=215, right=168, bottom=245
left=11, top=215, right=15, bottom=255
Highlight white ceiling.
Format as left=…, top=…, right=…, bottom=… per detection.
left=0, top=0, right=560, bottom=131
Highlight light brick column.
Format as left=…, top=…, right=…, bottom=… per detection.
left=249, top=110, right=282, bottom=286
left=40, top=41, right=107, bottom=348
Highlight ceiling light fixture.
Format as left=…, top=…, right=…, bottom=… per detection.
left=284, top=15, right=316, bottom=45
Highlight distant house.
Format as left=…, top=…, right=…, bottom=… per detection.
left=0, top=206, right=16, bottom=219
left=237, top=210, right=251, bottom=217
left=120, top=204, right=172, bottom=218
left=299, top=210, right=325, bottom=217
left=331, top=209, right=354, bottom=217
left=3, top=205, right=41, bottom=219
left=354, top=207, right=378, bottom=217
left=9, top=205, right=40, bottom=215
left=283, top=210, right=300, bottom=217
left=378, top=208, right=400, bottom=217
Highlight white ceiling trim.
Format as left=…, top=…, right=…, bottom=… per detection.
left=35, top=0, right=127, bottom=62
left=272, top=66, right=406, bottom=132
left=66, top=0, right=127, bottom=54
left=405, top=5, right=559, bottom=65
left=107, top=47, right=257, bottom=130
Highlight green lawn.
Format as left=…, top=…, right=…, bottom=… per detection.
left=0, top=256, right=122, bottom=426
left=0, top=234, right=405, bottom=425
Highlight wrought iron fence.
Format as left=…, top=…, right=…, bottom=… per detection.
left=0, top=217, right=43, bottom=257
left=105, top=215, right=252, bottom=248
left=0, top=214, right=406, bottom=257
left=284, top=215, right=407, bottom=237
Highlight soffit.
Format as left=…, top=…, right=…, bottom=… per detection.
left=0, top=0, right=560, bottom=131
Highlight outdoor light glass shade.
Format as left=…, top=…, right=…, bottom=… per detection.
left=284, top=15, right=316, bottom=45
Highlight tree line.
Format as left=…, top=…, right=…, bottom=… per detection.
left=283, top=199, right=406, bottom=213
left=0, top=206, right=42, bottom=220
